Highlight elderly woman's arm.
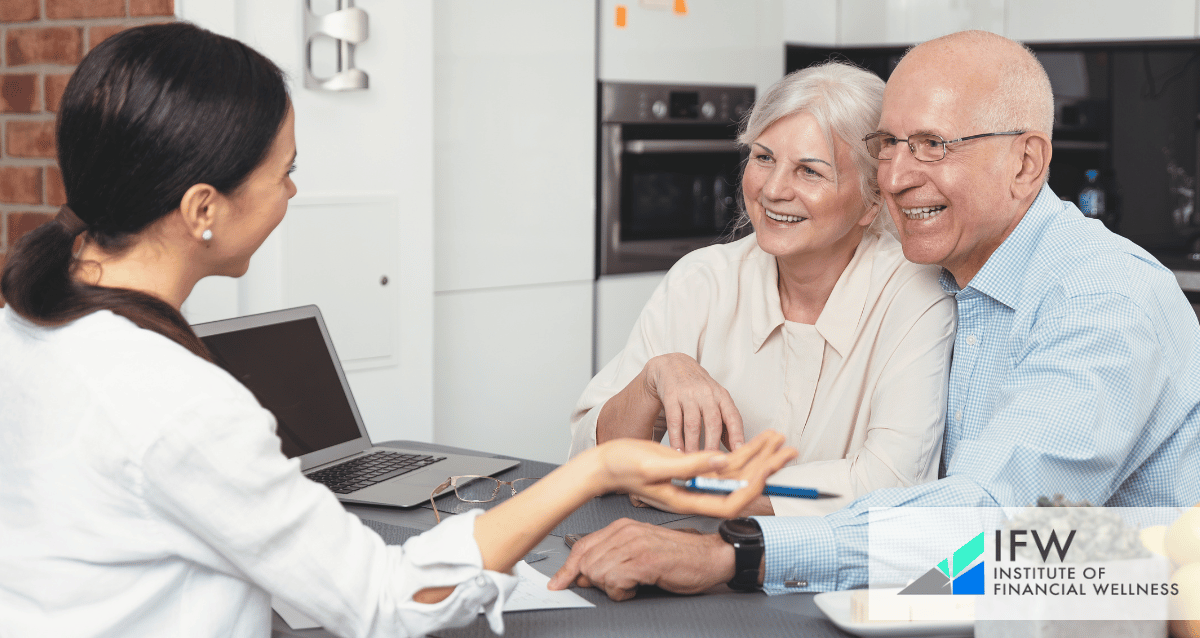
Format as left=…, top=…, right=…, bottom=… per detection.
left=570, top=268, right=745, bottom=458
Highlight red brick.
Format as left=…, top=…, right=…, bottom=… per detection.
left=0, top=0, right=39, bottom=22
left=7, top=212, right=55, bottom=249
left=1, top=74, right=37, bottom=113
left=45, top=166, right=65, bottom=206
left=44, top=74, right=70, bottom=113
left=87, top=24, right=128, bottom=52
left=0, top=166, right=42, bottom=205
left=6, top=120, right=57, bottom=159
left=45, top=0, right=123, bottom=19
left=130, top=0, right=174, bottom=17
left=6, top=27, right=83, bottom=67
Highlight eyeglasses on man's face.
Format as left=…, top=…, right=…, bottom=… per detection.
left=862, top=130, right=1025, bottom=162
left=429, top=475, right=538, bottom=523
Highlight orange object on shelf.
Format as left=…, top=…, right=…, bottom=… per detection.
left=615, top=5, right=626, bottom=27
left=673, top=0, right=687, bottom=15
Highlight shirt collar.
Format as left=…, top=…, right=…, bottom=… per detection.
left=750, top=231, right=878, bottom=357
left=948, top=183, right=1063, bottom=308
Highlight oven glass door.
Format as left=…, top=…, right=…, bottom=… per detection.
left=620, top=146, right=743, bottom=242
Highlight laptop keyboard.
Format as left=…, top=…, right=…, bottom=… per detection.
left=306, top=451, right=446, bottom=494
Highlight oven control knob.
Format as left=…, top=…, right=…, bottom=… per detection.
left=701, top=101, right=716, bottom=119
left=651, top=100, right=668, bottom=119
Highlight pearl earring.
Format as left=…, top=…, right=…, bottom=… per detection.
left=202, top=229, right=213, bottom=242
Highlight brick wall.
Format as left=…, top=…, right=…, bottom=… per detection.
left=0, top=0, right=174, bottom=305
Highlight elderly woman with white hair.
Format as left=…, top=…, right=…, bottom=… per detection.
left=568, top=62, right=957, bottom=517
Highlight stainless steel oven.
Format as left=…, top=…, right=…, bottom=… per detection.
left=598, top=82, right=755, bottom=276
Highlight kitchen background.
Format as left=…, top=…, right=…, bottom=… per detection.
left=2, top=0, right=1199, bottom=463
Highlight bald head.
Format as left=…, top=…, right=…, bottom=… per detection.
left=893, top=30, right=1054, bottom=138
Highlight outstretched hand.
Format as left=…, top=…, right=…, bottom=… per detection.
left=591, top=429, right=796, bottom=520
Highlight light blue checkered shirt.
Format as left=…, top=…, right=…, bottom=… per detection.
left=755, top=185, right=1200, bottom=594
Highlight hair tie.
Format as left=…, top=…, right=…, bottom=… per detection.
left=55, top=204, right=87, bottom=237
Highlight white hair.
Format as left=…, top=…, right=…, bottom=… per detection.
left=736, top=61, right=893, bottom=236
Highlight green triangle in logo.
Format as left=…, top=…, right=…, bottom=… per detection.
left=937, top=558, right=949, bottom=577
left=952, top=532, right=985, bottom=577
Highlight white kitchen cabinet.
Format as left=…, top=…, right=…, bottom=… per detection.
left=433, top=0, right=595, bottom=293
left=783, top=0, right=838, bottom=45
left=838, top=0, right=1003, bottom=45
left=1007, top=0, right=1196, bottom=42
left=594, top=271, right=668, bottom=373
left=434, top=282, right=593, bottom=464
left=598, top=0, right=785, bottom=99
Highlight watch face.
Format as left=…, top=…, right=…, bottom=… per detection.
left=722, top=517, right=761, bottom=538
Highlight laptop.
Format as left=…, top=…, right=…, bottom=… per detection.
left=192, top=305, right=518, bottom=508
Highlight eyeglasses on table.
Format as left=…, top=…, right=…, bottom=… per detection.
left=429, top=475, right=539, bottom=523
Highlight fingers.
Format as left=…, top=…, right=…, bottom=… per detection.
left=663, top=399, right=684, bottom=451
left=720, top=396, right=745, bottom=451
left=549, top=518, right=638, bottom=593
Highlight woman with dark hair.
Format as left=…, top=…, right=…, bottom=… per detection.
left=0, top=23, right=795, bottom=637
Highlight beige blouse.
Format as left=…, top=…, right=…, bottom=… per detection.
left=569, top=231, right=956, bottom=516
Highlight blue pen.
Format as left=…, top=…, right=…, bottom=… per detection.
left=679, top=477, right=838, bottom=499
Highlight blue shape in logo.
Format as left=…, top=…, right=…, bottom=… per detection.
left=952, top=560, right=985, bottom=595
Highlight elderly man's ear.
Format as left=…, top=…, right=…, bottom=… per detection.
left=1010, top=133, right=1052, bottom=201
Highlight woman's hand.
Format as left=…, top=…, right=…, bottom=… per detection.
left=590, top=430, right=796, bottom=520
left=644, top=353, right=745, bottom=452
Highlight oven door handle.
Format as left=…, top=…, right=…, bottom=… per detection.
left=624, top=139, right=739, bottom=154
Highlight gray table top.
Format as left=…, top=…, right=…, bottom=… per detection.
left=270, top=440, right=850, bottom=638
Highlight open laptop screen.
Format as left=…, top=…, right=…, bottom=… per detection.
left=199, top=318, right=362, bottom=459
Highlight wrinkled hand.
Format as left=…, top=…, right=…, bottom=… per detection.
left=644, top=353, right=745, bottom=452
left=592, top=430, right=796, bottom=520
left=548, top=519, right=734, bottom=600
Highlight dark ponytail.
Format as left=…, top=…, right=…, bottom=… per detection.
left=0, top=23, right=289, bottom=360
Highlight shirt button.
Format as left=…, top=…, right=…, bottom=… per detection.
left=965, top=335, right=977, bottom=346
left=475, top=575, right=489, bottom=587
left=955, top=410, right=963, bottom=422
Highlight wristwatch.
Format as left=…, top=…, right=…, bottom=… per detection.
left=718, top=517, right=764, bottom=591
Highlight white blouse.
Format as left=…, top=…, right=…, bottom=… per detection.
left=570, top=231, right=957, bottom=516
left=0, top=308, right=516, bottom=638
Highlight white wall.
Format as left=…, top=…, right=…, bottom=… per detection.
left=178, top=0, right=435, bottom=444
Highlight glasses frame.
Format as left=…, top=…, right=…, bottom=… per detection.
left=863, top=130, right=1026, bottom=162
left=428, top=475, right=538, bottom=523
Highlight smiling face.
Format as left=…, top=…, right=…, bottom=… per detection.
left=214, top=106, right=297, bottom=277
left=742, top=111, right=875, bottom=266
left=877, top=44, right=1029, bottom=285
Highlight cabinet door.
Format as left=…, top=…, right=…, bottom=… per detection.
left=595, top=272, right=668, bottom=374
left=839, top=0, right=1004, bottom=45
left=784, top=0, right=838, bottom=46
left=434, top=0, right=595, bottom=293
left=434, top=281, right=593, bottom=464
left=1007, top=0, right=1196, bottom=42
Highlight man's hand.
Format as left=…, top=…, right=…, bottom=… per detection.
left=548, top=519, right=735, bottom=601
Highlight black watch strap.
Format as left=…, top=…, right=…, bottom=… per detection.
left=719, top=518, right=764, bottom=591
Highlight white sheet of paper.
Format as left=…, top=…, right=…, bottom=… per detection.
left=271, top=597, right=320, bottom=630
left=503, top=560, right=596, bottom=612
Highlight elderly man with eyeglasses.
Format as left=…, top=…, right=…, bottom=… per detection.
left=551, top=30, right=1200, bottom=601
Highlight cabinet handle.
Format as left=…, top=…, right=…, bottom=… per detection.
left=303, top=0, right=369, bottom=91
